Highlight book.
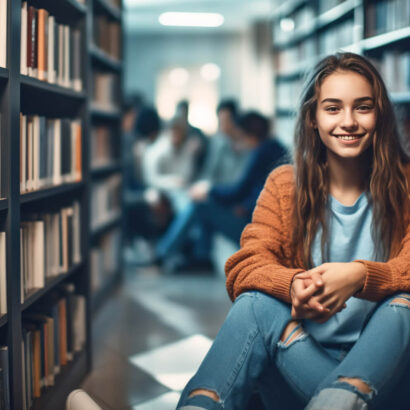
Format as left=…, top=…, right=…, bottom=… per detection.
left=20, top=3, right=28, bottom=75
left=47, top=15, right=55, bottom=83
left=0, top=346, right=10, bottom=410
left=0, top=231, right=6, bottom=315
left=0, top=0, right=7, bottom=68
left=37, top=9, right=49, bottom=81
left=28, top=6, right=38, bottom=78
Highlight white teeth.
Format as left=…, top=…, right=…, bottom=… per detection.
left=336, top=135, right=360, bottom=140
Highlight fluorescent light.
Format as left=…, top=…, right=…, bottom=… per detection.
left=200, top=63, right=221, bottom=81
left=280, top=17, right=294, bottom=32
left=159, top=12, right=224, bottom=27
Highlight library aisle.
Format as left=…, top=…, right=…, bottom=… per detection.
left=81, top=265, right=231, bottom=409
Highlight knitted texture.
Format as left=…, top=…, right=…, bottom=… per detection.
left=225, top=164, right=410, bottom=303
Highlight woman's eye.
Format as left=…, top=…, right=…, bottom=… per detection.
left=356, top=105, right=373, bottom=111
left=325, top=106, right=339, bottom=112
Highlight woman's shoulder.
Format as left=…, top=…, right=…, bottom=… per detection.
left=267, top=164, right=295, bottom=188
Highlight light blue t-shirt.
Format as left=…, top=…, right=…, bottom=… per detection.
left=303, top=193, right=380, bottom=344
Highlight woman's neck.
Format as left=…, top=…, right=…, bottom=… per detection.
left=327, top=152, right=367, bottom=206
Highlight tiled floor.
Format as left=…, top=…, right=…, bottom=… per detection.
left=81, top=265, right=231, bottom=409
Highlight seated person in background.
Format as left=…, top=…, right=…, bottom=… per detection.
left=194, top=99, right=250, bottom=187
left=156, top=111, right=289, bottom=272
left=143, top=116, right=203, bottom=214
left=175, top=99, right=208, bottom=179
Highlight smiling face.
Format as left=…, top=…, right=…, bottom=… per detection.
left=315, top=70, right=376, bottom=163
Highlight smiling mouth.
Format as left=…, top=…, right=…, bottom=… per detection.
left=333, top=135, right=364, bottom=140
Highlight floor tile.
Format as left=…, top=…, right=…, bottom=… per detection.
left=129, top=334, right=213, bottom=391
left=127, top=392, right=181, bottom=410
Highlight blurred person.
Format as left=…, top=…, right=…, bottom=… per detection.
left=196, top=99, right=250, bottom=186
left=176, top=99, right=208, bottom=178
left=156, top=110, right=289, bottom=272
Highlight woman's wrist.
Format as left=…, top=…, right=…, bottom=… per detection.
left=349, top=262, right=366, bottom=293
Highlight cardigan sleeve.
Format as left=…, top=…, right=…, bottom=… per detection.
left=355, top=206, right=410, bottom=301
left=225, top=166, right=305, bottom=303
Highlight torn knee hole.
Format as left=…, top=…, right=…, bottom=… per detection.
left=338, top=377, right=373, bottom=394
left=188, top=388, right=220, bottom=402
left=390, top=297, right=410, bottom=308
left=280, top=321, right=304, bottom=346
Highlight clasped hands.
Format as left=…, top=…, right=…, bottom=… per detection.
left=290, top=262, right=366, bottom=323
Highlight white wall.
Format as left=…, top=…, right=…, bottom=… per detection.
left=123, top=24, right=274, bottom=116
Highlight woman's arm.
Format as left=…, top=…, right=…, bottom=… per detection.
left=225, top=166, right=305, bottom=303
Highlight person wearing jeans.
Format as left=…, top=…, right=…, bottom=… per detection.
left=177, top=53, right=410, bottom=409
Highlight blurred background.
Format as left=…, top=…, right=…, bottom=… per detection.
left=2, top=0, right=408, bottom=409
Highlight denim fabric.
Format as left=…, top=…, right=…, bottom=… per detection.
left=177, top=292, right=410, bottom=410
left=156, top=198, right=247, bottom=260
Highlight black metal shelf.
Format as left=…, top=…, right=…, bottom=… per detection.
left=89, top=45, right=122, bottom=72
left=94, top=0, right=121, bottom=21
left=29, top=0, right=87, bottom=23
left=91, top=162, right=121, bottom=177
left=20, top=75, right=86, bottom=100
left=31, top=351, right=87, bottom=410
left=21, top=263, right=84, bottom=312
left=20, top=182, right=83, bottom=204
left=362, top=27, right=410, bottom=52
left=272, top=0, right=307, bottom=20
left=91, top=213, right=121, bottom=238
left=90, top=104, right=121, bottom=120
left=316, top=0, right=356, bottom=30
left=0, top=314, right=7, bottom=328
left=0, top=199, right=7, bottom=211
left=274, top=21, right=316, bottom=48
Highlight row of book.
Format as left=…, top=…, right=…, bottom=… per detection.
left=20, top=115, right=82, bottom=194
left=318, top=19, right=354, bottom=56
left=276, top=78, right=303, bottom=111
left=274, top=3, right=315, bottom=43
left=93, top=15, right=121, bottom=61
left=92, top=71, right=120, bottom=111
left=0, top=232, right=6, bottom=315
left=20, top=2, right=82, bottom=91
left=90, top=229, right=121, bottom=292
left=20, top=202, right=81, bottom=303
left=0, top=0, right=6, bottom=68
left=91, top=125, right=117, bottom=169
left=22, top=284, right=86, bottom=409
left=90, top=174, right=121, bottom=230
left=365, top=0, right=410, bottom=38
left=275, top=38, right=316, bottom=75
left=371, top=51, right=410, bottom=94
left=0, top=346, right=10, bottom=410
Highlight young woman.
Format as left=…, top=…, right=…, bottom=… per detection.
left=177, top=52, right=410, bottom=410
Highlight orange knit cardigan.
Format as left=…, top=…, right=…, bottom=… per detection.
left=225, top=164, right=410, bottom=304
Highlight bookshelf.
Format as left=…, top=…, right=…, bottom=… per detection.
left=88, top=0, right=123, bottom=312
left=271, top=0, right=410, bottom=151
left=0, top=0, right=123, bottom=409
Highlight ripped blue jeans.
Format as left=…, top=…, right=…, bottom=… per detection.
left=177, top=291, right=410, bottom=410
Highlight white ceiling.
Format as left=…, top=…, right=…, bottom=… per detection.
left=124, top=0, right=274, bottom=33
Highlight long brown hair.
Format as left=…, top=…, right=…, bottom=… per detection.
left=293, top=52, right=409, bottom=268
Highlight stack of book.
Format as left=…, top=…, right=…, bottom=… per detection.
left=90, top=174, right=121, bottom=229
left=90, top=125, right=116, bottom=169
left=20, top=2, right=82, bottom=91
left=20, top=115, right=82, bottom=193
left=22, top=284, right=86, bottom=409
left=0, top=231, right=6, bottom=315
left=20, top=202, right=81, bottom=302
left=93, top=15, right=121, bottom=60
left=0, top=0, right=7, bottom=68
left=92, top=72, right=120, bottom=111
left=0, top=346, right=10, bottom=410
left=365, top=0, right=410, bottom=37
